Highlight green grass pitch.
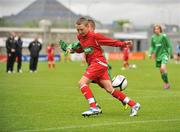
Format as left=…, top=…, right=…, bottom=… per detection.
left=0, top=59, right=180, bottom=132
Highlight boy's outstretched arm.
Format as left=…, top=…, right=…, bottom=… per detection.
left=95, top=33, right=132, bottom=47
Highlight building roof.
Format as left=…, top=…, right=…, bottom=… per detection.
left=113, top=32, right=148, bottom=40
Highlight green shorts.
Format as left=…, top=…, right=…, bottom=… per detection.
left=156, top=55, right=168, bottom=68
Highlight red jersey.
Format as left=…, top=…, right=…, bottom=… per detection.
left=47, top=45, right=55, bottom=61
left=77, top=32, right=126, bottom=65
left=47, top=46, right=54, bottom=56
left=123, top=46, right=129, bottom=57
left=122, top=46, right=129, bottom=61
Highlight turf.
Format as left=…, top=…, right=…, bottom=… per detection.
left=0, top=59, right=180, bottom=132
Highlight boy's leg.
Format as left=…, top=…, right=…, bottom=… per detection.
left=100, top=80, right=136, bottom=107
left=52, top=61, right=55, bottom=68
left=96, top=80, right=128, bottom=110
left=47, top=56, right=50, bottom=69
left=160, top=64, right=170, bottom=89
left=100, top=79, right=140, bottom=116
left=79, top=76, right=96, bottom=108
left=159, top=56, right=170, bottom=89
left=79, top=76, right=102, bottom=116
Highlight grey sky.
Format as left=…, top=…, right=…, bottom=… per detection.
left=0, top=0, right=180, bottom=26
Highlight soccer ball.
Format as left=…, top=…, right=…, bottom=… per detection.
left=112, top=75, right=128, bottom=91
left=132, top=64, right=137, bottom=68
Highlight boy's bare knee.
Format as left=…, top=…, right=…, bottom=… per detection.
left=160, top=67, right=165, bottom=73
left=104, top=86, right=114, bottom=93
left=78, top=80, right=86, bottom=88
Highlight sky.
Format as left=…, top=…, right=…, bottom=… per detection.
left=0, top=0, right=180, bottom=26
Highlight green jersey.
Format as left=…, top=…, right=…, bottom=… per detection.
left=149, top=33, right=173, bottom=61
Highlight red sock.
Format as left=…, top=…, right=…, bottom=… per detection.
left=81, top=84, right=96, bottom=108
left=128, top=100, right=136, bottom=107
left=112, top=89, right=126, bottom=101
left=112, top=90, right=136, bottom=107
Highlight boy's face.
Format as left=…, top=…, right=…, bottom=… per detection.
left=154, top=26, right=161, bottom=34
left=76, top=24, right=89, bottom=36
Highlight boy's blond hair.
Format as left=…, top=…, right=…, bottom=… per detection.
left=76, top=17, right=89, bottom=26
left=88, top=19, right=96, bottom=30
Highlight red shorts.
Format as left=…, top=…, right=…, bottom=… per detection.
left=48, top=55, right=54, bottom=61
left=123, top=55, right=129, bottom=61
left=83, top=62, right=110, bottom=82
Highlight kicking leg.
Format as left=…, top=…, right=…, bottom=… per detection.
left=100, top=80, right=140, bottom=116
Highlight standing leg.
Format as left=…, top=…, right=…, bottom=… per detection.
left=6, top=53, right=11, bottom=73
left=52, top=61, right=55, bottom=68
left=34, top=56, right=38, bottom=71
left=10, top=52, right=16, bottom=72
left=79, top=76, right=96, bottom=108
left=17, top=53, right=22, bottom=72
left=30, top=56, right=33, bottom=72
left=48, top=61, right=51, bottom=69
left=79, top=76, right=102, bottom=116
left=160, top=64, right=170, bottom=89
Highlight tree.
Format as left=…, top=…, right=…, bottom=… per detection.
left=114, top=19, right=131, bottom=31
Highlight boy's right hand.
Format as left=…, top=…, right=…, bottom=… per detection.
left=66, top=48, right=74, bottom=53
left=124, top=40, right=133, bottom=47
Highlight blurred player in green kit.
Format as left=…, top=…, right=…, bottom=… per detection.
left=149, top=24, right=173, bottom=89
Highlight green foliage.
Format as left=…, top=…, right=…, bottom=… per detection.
left=0, top=18, right=7, bottom=26
left=116, top=19, right=130, bottom=27
left=0, top=18, right=16, bottom=27
left=0, top=18, right=75, bottom=28
left=22, top=20, right=39, bottom=28
left=114, top=19, right=131, bottom=31
left=52, top=20, right=75, bottom=28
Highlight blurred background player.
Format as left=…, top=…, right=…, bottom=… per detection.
left=175, top=43, right=180, bottom=64
left=66, top=17, right=140, bottom=117
left=149, top=24, right=173, bottom=89
left=6, top=32, right=16, bottom=73
left=15, top=33, right=23, bottom=73
left=121, top=45, right=130, bottom=70
left=47, top=43, right=55, bottom=69
left=28, top=36, right=42, bottom=73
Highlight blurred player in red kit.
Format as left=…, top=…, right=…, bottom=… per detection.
left=121, top=45, right=130, bottom=70
left=47, top=43, right=55, bottom=69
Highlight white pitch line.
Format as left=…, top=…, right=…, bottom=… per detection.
left=15, top=118, right=180, bottom=132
